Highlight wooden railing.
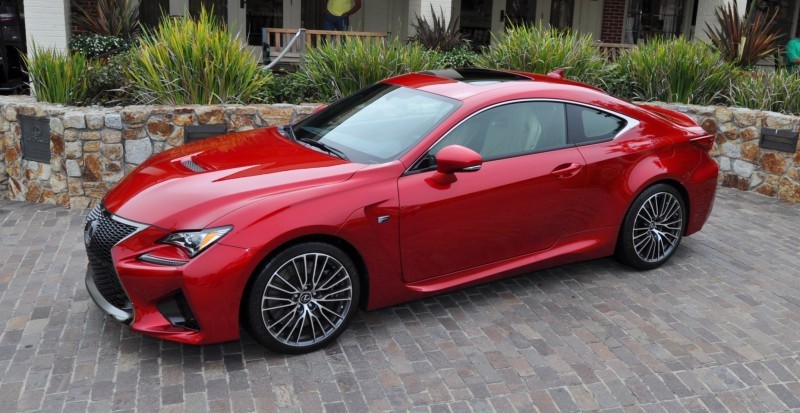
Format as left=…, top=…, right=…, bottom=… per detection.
left=596, top=42, right=636, bottom=61
left=263, top=28, right=388, bottom=65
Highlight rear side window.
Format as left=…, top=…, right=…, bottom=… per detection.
left=567, top=104, right=627, bottom=145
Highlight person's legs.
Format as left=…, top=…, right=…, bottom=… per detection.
left=323, top=13, right=349, bottom=31
left=323, top=13, right=338, bottom=30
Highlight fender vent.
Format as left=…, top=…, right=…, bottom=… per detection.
left=181, top=159, right=207, bottom=173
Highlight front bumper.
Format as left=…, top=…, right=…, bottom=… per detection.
left=86, top=267, right=133, bottom=324
left=85, top=208, right=258, bottom=345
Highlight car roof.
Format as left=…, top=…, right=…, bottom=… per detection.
left=382, top=68, right=611, bottom=103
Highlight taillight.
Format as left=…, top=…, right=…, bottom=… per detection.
left=690, top=135, right=715, bottom=152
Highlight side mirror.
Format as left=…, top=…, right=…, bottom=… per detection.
left=431, top=145, right=482, bottom=184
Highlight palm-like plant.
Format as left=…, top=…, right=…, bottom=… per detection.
left=410, top=6, right=465, bottom=52
left=704, top=1, right=781, bottom=68
left=73, top=0, right=140, bottom=38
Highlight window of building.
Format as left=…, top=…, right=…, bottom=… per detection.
left=624, top=0, right=686, bottom=44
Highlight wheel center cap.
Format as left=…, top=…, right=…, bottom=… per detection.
left=299, top=292, right=312, bottom=304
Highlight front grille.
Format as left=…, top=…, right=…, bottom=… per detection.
left=85, top=206, right=137, bottom=311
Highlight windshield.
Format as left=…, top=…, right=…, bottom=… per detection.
left=291, top=83, right=460, bottom=164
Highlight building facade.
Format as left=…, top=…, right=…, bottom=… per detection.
left=19, top=0, right=800, bottom=54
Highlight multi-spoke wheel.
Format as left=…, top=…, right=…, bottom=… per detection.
left=246, top=243, right=360, bottom=353
left=616, top=184, right=686, bottom=270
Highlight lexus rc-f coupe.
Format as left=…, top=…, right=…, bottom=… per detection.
left=84, top=68, right=718, bottom=353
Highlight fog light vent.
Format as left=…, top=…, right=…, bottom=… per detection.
left=157, top=292, right=200, bottom=331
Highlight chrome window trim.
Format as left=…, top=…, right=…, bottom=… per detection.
left=405, top=98, right=640, bottom=174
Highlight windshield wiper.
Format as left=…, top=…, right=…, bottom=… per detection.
left=281, top=124, right=349, bottom=161
left=279, top=124, right=296, bottom=140
left=297, top=137, right=349, bottom=161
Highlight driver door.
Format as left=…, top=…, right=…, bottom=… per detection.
left=398, top=101, right=587, bottom=283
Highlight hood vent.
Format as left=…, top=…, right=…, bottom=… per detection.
left=181, top=159, right=207, bottom=173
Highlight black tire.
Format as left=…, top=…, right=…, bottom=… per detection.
left=245, top=242, right=360, bottom=354
left=616, top=184, right=686, bottom=270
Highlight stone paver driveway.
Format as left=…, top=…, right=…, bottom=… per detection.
left=1, top=187, right=800, bottom=412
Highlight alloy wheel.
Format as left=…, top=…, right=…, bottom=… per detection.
left=261, top=253, right=353, bottom=347
left=631, top=192, right=683, bottom=263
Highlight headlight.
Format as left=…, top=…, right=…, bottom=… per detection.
left=161, top=226, right=232, bottom=258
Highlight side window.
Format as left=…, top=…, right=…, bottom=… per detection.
left=567, top=104, right=627, bottom=144
left=427, top=101, right=568, bottom=162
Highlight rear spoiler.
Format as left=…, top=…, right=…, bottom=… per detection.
left=638, top=104, right=699, bottom=128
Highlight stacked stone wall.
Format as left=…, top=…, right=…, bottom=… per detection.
left=0, top=96, right=318, bottom=208
left=650, top=103, right=800, bottom=203
left=3, top=97, right=800, bottom=206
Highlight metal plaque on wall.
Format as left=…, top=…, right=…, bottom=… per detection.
left=759, top=128, right=798, bottom=153
left=20, top=115, right=52, bottom=163
left=185, top=124, right=228, bottom=143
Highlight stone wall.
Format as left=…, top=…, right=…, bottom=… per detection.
left=0, top=96, right=318, bottom=208
left=650, top=103, right=800, bottom=203
left=4, top=97, right=800, bottom=206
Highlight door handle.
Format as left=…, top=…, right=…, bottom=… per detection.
left=550, top=162, right=583, bottom=178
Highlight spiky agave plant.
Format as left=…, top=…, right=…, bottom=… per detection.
left=704, top=1, right=782, bottom=68
left=72, top=0, right=140, bottom=38
left=410, top=6, right=466, bottom=52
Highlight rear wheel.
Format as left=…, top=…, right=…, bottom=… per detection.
left=246, top=242, right=360, bottom=353
left=616, top=184, right=685, bottom=270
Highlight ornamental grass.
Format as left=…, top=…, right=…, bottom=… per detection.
left=127, top=7, right=270, bottom=105
left=613, top=37, right=733, bottom=105
left=303, top=37, right=436, bottom=100
left=475, top=23, right=606, bottom=87
left=24, top=44, right=89, bottom=104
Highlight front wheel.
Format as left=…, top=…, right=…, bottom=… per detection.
left=616, top=184, right=686, bottom=270
left=245, top=242, right=360, bottom=354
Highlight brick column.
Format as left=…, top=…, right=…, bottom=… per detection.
left=23, top=0, right=71, bottom=52
left=600, top=0, right=626, bottom=43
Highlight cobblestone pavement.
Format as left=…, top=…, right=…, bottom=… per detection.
left=1, top=187, right=800, bottom=412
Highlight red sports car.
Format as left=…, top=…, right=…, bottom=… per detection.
left=84, top=69, right=718, bottom=353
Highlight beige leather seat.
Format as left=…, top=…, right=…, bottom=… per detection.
left=480, top=104, right=542, bottom=158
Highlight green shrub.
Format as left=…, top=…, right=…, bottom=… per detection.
left=431, top=44, right=479, bottom=68
left=475, top=24, right=606, bottom=86
left=259, top=70, right=323, bottom=104
left=69, top=34, right=134, bottom=58
left=23, top=44, right=89, bottom=104
left=303, top=37, right=437, bottom=100
left=613, top=37, right=733, bottom=105
left=727, top=69, right=800, bottom=115
left=127, top=7, right=271, bottom=105
left=84, top=52, right=137, bottom=106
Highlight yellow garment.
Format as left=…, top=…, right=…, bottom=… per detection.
left=327, top=0, right=352, bottom=16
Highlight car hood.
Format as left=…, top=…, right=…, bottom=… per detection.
left=103, top=127, right=364, bottom=230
